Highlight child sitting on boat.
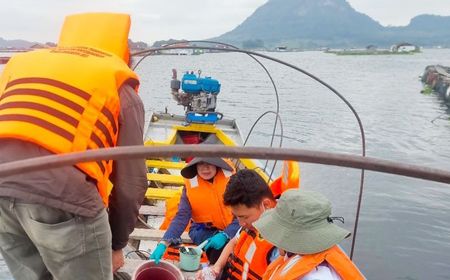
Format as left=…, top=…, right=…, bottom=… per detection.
left=254, top=190, right=365, bottom=280
left=196, top=169, right=279, bottom=280
left=150, top=157, right=239, bottom=264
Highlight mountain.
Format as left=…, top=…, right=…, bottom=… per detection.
left=0, top=37, right=149, bottom=51
left=386, top=15, right=450, bottom=46
left=0, top=37, right=36, bottom=49
left=215, top=0, right=450, bottom=48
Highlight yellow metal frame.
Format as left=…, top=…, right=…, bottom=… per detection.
left=144, top=129, right=177, bottom=147
left=145, top=187, right=182, bottom=200
left=144, top=121, right=271, bottom=201
left=147, top=173, right=184, bottom=185
left=146, top=160, right=186, bottom=170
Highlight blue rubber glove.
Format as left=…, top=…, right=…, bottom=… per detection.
left=203, top=232, right=228, bottom=251
left=150, top=243, right=167, bottom=264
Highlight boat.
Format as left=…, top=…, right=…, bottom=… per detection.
left=421, top=64, right=450, bottom=102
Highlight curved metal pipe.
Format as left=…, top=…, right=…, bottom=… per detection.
left=0, top=145, right=448, bottom=184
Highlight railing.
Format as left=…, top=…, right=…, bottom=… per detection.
left=0, top=145, right=449, bottom=184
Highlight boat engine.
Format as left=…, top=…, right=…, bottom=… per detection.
left=170, top=69, right=223, bottom=124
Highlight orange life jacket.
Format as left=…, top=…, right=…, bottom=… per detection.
left=225, top=228, right=275, bottom=280
left=185, top=168, right=234, bottom=229
left=269, top=161, right=300, bottom=198
left=263, top=246, right=364, bottom=280
left=0, top=26, right=139, bottom=206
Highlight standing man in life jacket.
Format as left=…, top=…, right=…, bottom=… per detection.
left=254, top=190, right=365, bottom=280
left=0, top=13, right=147, bottom=280
left=196, top=169, right=281, bottom=280
left=150, top=157, right=240, bottom=265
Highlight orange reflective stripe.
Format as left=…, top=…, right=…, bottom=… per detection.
left=96, top=160, right=106, bottom=174
left=5, top=77, right=91, bottom=99
left=1, top=91, right=115, bottom=150
left=1, top=88, right=85, bottom=114
left=90, top=129, right=106, bottom=149
left=0, top=101, right=79, bottom=127
left=94, top=119, right=114, bottom=147
left=100, top=106, right=117, bottom=134
left=4, top=78, right=118, bottom=135
left=0, top=80, right=117, bottom=148
left=0, top=114, right=74, bottom=142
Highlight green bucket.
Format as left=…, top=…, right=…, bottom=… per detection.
left=179, top=246, right=202, bottom=272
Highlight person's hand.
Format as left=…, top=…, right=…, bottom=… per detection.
left=195, top=269, right=204, bottom=280
left=150, top=242, right=167, bottom=264
left=195, top=265, right=218, bottom=280
left=112, top=249, right=125, bottom=272
left=204, top=232, right=228, bottom=250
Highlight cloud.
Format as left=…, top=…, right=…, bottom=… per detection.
left=0, top=0, right=449, bottom=44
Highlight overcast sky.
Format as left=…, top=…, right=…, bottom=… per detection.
left=1, top=0, right=449, bottom=44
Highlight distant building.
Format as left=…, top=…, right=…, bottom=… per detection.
left=275, top=46, right=287, bottom=51
left=390, top=43, right=419, bottom=53
left=161, top=42, right=193, bottom=55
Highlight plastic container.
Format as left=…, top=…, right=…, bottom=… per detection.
left=179, top=246, right=202, bottom=272
left=132, top=260, right=184, bottom=280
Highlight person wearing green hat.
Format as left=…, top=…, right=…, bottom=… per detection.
left=254, top=189, right=365, bottom=280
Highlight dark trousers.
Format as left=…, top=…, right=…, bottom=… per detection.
left=188, top=223, right=227, bottom=264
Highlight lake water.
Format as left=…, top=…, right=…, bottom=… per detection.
left=1, top=49, right=450, bottom=279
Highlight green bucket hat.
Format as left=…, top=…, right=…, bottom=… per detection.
left=253, top=189, right=350, bottom=254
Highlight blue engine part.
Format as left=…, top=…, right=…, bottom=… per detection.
left=181, top=72, right=221, bottom=94
left=185, top=112, right=223, bottom=124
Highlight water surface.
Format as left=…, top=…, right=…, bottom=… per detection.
left=1, top=49, right=450, bottom=279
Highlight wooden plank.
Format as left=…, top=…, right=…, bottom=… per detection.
left=129, top=228, right=192, bottom=243
left=145, top=187, right=182, bottom=200
left=147, top=173, right=185, bottom=185
left=146, top=160, right=186, bottom=170
left=139, top=205, right=165, bottom=216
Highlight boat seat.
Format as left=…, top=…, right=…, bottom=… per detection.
left=139, top=205, right=165, bottom=216
left=146, top=159, right=186, bottom=170
left=145, top=187, right=182, bottom=200
left=147, top=173, right=185, bottom=185
left=129, top=228, right=192, bottom=243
